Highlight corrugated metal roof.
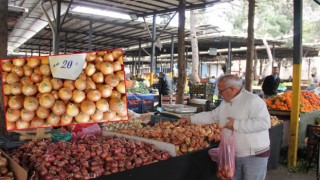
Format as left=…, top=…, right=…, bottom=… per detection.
left=8, top=0, right=226, bottom=55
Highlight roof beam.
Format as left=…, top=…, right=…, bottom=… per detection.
left=39, top=28, right=149, bottom=42
left=25, top=39, right=131, bottom=48
left=140, top=0, right=222, bottom=17
left=66, top=14, right=173, bottom=34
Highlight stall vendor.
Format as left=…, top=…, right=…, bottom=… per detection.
left=179, top=75, right=271, bottom=180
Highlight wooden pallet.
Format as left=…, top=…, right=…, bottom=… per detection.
left=14, top=128, right=51, bottom=141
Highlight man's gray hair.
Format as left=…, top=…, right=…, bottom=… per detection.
left=218, top=75, right=243, bottom=88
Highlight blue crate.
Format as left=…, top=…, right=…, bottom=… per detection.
left=127, top=94, right=140, bottom=100
left=141, top=100, right=154, bottom=113
left=136, top=93, right=154, bottom=100
left=128, top=100, right=142, bottom=113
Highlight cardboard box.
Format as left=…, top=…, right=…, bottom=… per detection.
left=0, top=150, right=27, bottom=180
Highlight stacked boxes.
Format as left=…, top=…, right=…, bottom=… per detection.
left=189, top=83, right=214, bottom=101
left=161, top=94, right=190, bottom=105
left=127, top=94, right=142, bottom=113
left=136, top=94, right=155, bottom=113
left=142, top=100, right=154, bottom=113
left=127, top=94, right=155, bottom=113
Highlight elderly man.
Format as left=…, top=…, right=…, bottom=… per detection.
left=180, top=75, right=271, bottom=180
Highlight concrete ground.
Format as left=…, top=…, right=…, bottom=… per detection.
left=266, top=164, right=317, bottom=180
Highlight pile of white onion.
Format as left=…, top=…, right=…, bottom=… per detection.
left=2, top=49, right=128, bottom=130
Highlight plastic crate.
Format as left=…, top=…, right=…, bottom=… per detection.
left=141, top=100, right=154, bottom=113
left=136, top=93, right=155, bottom=100
left=128, top=100, right=142, bottom=113
left=127, top=94, right=140, bottom=100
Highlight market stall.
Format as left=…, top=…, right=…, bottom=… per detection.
left=1, top=50, right=173, bottom=179
left=266, top=91, right=320, bottom=147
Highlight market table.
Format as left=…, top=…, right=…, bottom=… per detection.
left=269, top=110, right=320, bottom=147
left=150, top=115, right=283, bottom=171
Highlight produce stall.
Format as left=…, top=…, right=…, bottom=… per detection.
left=1, top=49, right=164, bottom=179
left=146, top=114, right=284, bottom=171
left=266, top=91, right=320, bottom=147
left=0, top=49, right=289, bottom=179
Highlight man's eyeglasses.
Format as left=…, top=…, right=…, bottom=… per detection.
left=218, top=87, right=231, bottom=94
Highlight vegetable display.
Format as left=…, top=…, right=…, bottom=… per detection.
left=126, top=81, right=149, bottom=94
left=102, top=110, right=152, bottom=131
left=1, top=50, right=128, bottom=130
left=116, top=121, right=221, bottom=155
left=266, top=91, right=320, bottom=112
left=9, top=136, right=171, bottom=179
left=271, top=116, right=283, bottom=127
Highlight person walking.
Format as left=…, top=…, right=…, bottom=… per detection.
left=262, top=67, right=280, bottom=99
left=179, top=75, right=270, bottom=180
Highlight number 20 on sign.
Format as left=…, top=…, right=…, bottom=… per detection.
left=49, top=53, right=86, bottom=80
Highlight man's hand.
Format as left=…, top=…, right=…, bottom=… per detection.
left=224, top=117, right=234, bottom=130
left=178, top=117, right=191, bottom=124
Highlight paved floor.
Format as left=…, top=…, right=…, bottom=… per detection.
left=266, top=164, right=316, bottom=180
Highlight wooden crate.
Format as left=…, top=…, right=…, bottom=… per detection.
left=161, top=94, right=189, bottom=105
left=14, top=128, right=51, bottom=141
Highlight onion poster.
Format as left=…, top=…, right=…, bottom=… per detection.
left=1, top=49, right=128, bottom=130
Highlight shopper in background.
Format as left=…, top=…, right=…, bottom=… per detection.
left=209, top=76, right=217, bottom=88
left=308, top=73, right=318, bottom=90
left=158, top=72, right=174, bottom=106
left=214, top=65, right=227, bottom=97
left=179, top=75, right=270, bottom=180
left=262, top=67, right=280, bottom=99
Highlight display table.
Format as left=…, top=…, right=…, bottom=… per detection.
left=97, top=147, right=218, bottom=180
left=269, top=110, right=320, bottom=147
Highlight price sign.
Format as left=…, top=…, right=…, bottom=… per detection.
left=49, top=53, right=86, bottom=80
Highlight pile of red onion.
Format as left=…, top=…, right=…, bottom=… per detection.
left=9, top=136, right=171, bottom=179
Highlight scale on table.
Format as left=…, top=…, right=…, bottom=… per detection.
left=159, top=104, right=197, bottom=119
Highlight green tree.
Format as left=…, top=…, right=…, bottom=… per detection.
left=224, top=0, right=320, bottom=45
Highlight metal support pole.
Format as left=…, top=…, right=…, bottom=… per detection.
left=132, top=56, right=135, bottom=75
left=227, top=40, right=232, bottom=74
left=49, top=40, right=52, bottom=55
left=88, top=20, right=93, bottom=51
left=288, top=0, right=303, bottom=168
left=272, top=43, right=275, bottom=67
left=185, top=46, right=189, bottom=74
left=155, top=55, right=158, bottom=73
left=54, top=0, right=61, bottom=54
left=138, top=40, right=141, bottom=77
left=64, top=32, right=67, bottom=54
left=31, top=49, right=33, bottom=56
left=38, top=45, right=41, bottom=56
left=170, top=35, right=174, bottom=78
left=150, top=14, right=157, bottom=85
